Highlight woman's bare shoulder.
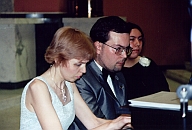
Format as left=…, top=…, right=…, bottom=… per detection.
left=28, top=78, right=48, bottom=94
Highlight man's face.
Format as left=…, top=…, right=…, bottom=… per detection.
left=96, top=31, right=130, bottom=72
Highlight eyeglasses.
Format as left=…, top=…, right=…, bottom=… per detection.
left=103, top=43, right=132, bottom=56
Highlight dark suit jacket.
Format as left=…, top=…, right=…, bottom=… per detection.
left=69, top=60, right=130, bottom=130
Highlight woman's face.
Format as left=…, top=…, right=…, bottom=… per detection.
left=60, top=59, right=89, bottom=82
left=129, top=29, right=143, bottom=59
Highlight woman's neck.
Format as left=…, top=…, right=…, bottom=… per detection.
left=124, top=56, right=140, bottom=68
left=42, top=65, right=65, bottom=89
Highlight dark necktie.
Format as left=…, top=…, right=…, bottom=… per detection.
left=102, top=68, right=115, bottom=81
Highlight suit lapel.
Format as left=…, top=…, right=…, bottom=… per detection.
left=112, top=75, right=126, bottom=105
left=88, top=61, right=119, bottom=103
left=100, top=79, right=117, bottom=101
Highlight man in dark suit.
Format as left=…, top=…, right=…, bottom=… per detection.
left=69, top=16, right=132, bottom=129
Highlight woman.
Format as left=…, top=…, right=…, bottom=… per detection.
left=122, top=22, right=170, bottom=100
left=20, top=27, right=131, bottom=130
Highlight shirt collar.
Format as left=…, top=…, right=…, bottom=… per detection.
left=94, top=60, right=102, bottom=72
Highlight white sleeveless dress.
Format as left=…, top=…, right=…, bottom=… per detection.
left=20, top=76, right=75, bottom=130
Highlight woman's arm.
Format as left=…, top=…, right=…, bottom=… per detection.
left=71, top=83, right=131, bottom=130
left=72, top=82, right=106, bottom=128
left=26, top=79, right=63, bottom=130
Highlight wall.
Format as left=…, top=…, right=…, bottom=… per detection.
left=0, top=0, right=13, bottom=12
left=103, top=0, right=191, bottom=66
left=14, top=0, right=67, bottom=12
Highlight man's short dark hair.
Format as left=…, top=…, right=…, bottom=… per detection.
left=90, top=16, right=130, bottom=43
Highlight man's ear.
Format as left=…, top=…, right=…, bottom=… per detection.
left=94, top=41, right=102, bottom=54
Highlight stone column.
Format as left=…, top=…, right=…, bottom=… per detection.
left=62, top=17, right=100, bottom=35
left=0, top=19, right=36, bottom=84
